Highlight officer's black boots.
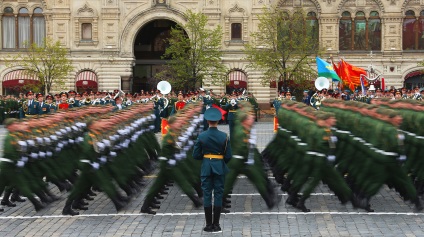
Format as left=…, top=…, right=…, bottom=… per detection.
left=62, top=201, right=79, bottom=216
left=212, top=206, right=222, bottom=232
left=140, top=202, right=156, bottom=214
left=1, top=189, right=16, bottom=207
left=203, top=206, right=214, bottom=232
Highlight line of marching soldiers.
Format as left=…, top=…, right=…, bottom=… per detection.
left=263, top=98, right=424, bottom=212
left=0, top=103, right=161, bottom=215
left=140, top=101, right=280, bottom=215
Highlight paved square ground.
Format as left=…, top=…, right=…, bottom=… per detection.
left=1, top=123, right=424, bottom=236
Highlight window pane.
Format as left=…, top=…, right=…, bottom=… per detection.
left=19, top=8, right=29, bottom=14
left=403, top=18, right=416, bottom=50
left=356, top=11, right=365, bottom=17
left=33, top=16, right=45, bottom=46
left=306, top=19, right=319, bottom=43
left=339, top=19, right=352, bottom=50
left=419, top=18, right=424, bottom=50
left=82, top=23, right=92, bottom=40
left=4, top=7, right=13, bottom=13
left=2, top=16, right=15, bottom=48
left=342, top=11, right=351, bottom=17
left=307, top=12, right=316, bottom=17
left=18, top=16, right=30, bottom=48
left=34, top=8, right=43, bottom=14
left=370, top=11, right=379, bottom=17
left=354, top=19, right=366, bottom=50
left=406, top=10, right=415, bottom=16
left=231, top=23, right=242, bottom=40
left=368, top=18, right=381, bottom=50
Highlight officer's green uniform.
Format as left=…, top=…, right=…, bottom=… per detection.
left=193, top=108, right=232, bottom=233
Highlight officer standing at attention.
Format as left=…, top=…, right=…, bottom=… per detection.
left=193, top=108, right=232, bottom=233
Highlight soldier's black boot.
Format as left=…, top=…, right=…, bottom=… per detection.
left=212, top=206, right=222, bottom=232
left=203, top=206, right=214, bottom=232
left=194, top=183, right=203, bottom=198
left=11, top=189, right=26, bottom=202
left=140, top=201, right=156, bottom=214
left=111, top=197, right=125, bottom=212
left=72, top=198, right=88, bottom=210
left=37, top=191, right=53, bottom=204
left=1, top=188, right=16, bottom=207
left=188, top=194, right=203, bottom=208
left=414, top=198, right=423, bottom=211
left=295, top=197, right=310, bottom=212
left=28, top=197, right=46, bottom=211
left=51, top=180, right=66, bottom=192
left=62, top=201, right=79, bottom=216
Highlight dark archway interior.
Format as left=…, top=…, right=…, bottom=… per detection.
left=132, top=19, right=177, bottom=93
left=404, top=73, right=424, bottom=90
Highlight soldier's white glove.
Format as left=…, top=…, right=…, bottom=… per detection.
left=92, top=162, right=100, bottom=170
left=398, top=155, right=407, bottom=161
left=46, top=151, right=53, bottom=157
left=21, top=157, right=28, bottom=162
left=30, top=152, right=38, bottom=159
left=109, top=151, right=117, bottom=157
left=245, top=159, right=254, bottom=165
left=16, top=161, right=25, bottom=167
left=168, top=159, right=176, bottom=166
left=39, top=152, right=46, bottom=158
left=327, top=155, right=336, bottom=162
left=100, top=156, right=107, bottom=164
left=27, top=140, right=35, bottom=146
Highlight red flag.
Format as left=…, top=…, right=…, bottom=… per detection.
left=338, top=59, right=367, bottom=91
left=212, top=104, right=227, bottom=120
left=381, top=77, right=385, bottom=91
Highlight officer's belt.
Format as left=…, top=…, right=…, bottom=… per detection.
left=26, top=114, right=37, bottom=117
left=204, top=154, right=223, bottom=159
left=229, top=110, right=236, bottom=112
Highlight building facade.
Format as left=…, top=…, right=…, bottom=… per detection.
left=0, top=0, right=423, bottom=106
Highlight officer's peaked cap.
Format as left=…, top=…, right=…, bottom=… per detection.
left=204, top=108, right=221, bottom=121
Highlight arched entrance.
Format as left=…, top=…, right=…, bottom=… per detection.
left=404, top=71, right=424, bottom=89
left=132, top=19, right=178, bottom=93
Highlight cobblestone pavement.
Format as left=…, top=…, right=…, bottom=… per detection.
left=1, top=123, right=424, bottom=236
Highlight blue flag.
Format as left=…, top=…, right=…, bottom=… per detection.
left=316, top=57, right=341, bottom=81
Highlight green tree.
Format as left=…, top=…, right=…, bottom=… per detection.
left=244, top=7, right=322, bottom=91
left=4, top=37, right=73, bottom=94
left=157, top=10, right=226, bottom=91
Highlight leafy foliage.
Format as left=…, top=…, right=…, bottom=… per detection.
left=244, top=7, right=322, bottom=90
left=4, top=37, right=74, bottom=94
left=157, top=10, right=226, bottom=91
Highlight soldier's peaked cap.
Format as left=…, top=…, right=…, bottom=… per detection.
left=204, top=108, right=221, bottom=122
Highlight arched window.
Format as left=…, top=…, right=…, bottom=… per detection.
left=368, top=11, right=381, bottom=50
left=339, top=11, right=352, bottom=50
left=306, top=12, right=319, bottom=43
left=18, top=8, right=30, bottom=48
left=403, top=10, right=424, bottom=50
left=339, top=11, right=381, bottom=51
left=33, top=8, right=45, bottom=46
left=226, top=70, right=247, bottom=94
left=2, top=7, right=15, bottom=48
left=2, top=7, right=45, bottom=49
